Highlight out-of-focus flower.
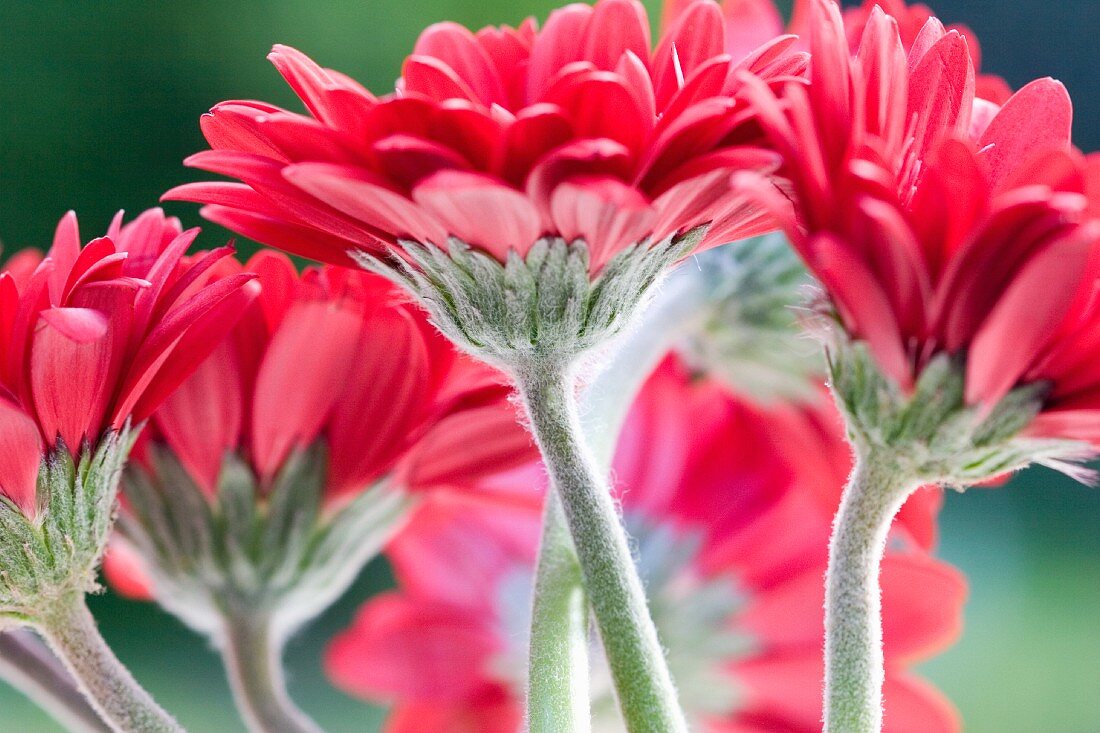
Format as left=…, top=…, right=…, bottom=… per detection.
left=106, top=251, right=535, bottom=733
left=326, top=357, right=965, bottom=733
left=107, top=252, right=534, bottom=622
left=740, top=0, right=1100, bottom=474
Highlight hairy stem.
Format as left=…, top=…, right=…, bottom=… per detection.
left=516, top=357, right=687, bottom=733
left=218, top=608, right=322, bottom=733
left=824, top=452, right=918, bottom=733
left=0, top=628, right=110, bottom=733
left=527, top=491, right=590, bottom=733
left=36, top=593, right=184, bottom=733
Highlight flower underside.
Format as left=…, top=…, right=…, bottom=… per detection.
left=353, top=228, right=705, bottom=370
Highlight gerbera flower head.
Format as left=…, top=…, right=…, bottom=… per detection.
left=738, top=0, right=1100, bottom=483
left=326, top=357, right=965, bottom=732
left=166, top=0, right=806, bottom=366
left=108, top=251, right=535, bottom=635
left=0, top=209, right=258, bottom=614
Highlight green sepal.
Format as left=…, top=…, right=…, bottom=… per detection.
left=678, top=234, right=823, bottom=403
left=827, top=339, right=1095, bottom=486
left=118, top=443, right=412, bottom=638
left=0, top=429, right=132, bottom=620
left=353, top=231, right=702, bottom=368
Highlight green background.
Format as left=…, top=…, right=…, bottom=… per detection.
left=0, top=1, right=1098, bottom=730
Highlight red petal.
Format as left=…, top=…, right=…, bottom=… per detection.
left=325, top=593, right=500, bottom=702
left=153, top=340, right=243, bottom=496
left=548, top=177, right=656, bottom=270
left=411, top=23, right=506, bottom=106
left=980, top=78, right=1073, bottom=192
left=250, top=297, right=365, bottom=482
left=283, top=162, right=448, bottom=245
left=0, top=396, right=43, bottom=516
left=412, top=171, right=541, bottom=259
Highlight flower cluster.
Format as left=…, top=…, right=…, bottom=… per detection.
left=0, top=1, right=1095, bottom=732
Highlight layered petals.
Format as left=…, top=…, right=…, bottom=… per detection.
left=0, top=209, right=259, bottom=515
left=171, top=0, right=808, bottom=273
left=144, top=255, right=532, bottom=502
left=746, top=0, right=1100, bottom=437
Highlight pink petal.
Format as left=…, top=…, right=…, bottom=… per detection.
left=411, top=23, right=506, bottom=106
left=283, top=162, right=448, bottom=245
left=153, top=340, right=243, bottom=496
left=652, top=0, right=725, bottom=110
left=980, top=77, right=1073, bottom=192
left=966, top=232, right=1092, bottom=407
left=525, top=3, right=593, bottom=103
left=412, top=171, right=541, bottom=259
left=0, top=396, right=43, bottom=516
left=325, top=593, right=499, bottom=703
left=548, top=177, right=656, bottom=270
left=250, top=297, right=364, bottom=482
left=583, top=0, right=651, bottom=72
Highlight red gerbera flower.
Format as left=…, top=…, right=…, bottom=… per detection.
left=165, top=0, right=806, bottom=273
left=143, top=252, right=529, bottom=499
left=326, top=357, right=965, bottom=733
left=0, top=209, right=258, bottom=516
left=105, top=252, right=535, bottom=599
left=741, top=0, right=1100, bottom=443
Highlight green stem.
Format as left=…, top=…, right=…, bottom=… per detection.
left=0, top=628, right=110, bottom=733
left=527, top=491, right=589, bottom=733
left=515, top=357, right=687, bottom=733
left=824, top=452, right=918, bottom=733
left=218, top=608, right=322, bottom=733
left=35, top=593, right=184, bottom=733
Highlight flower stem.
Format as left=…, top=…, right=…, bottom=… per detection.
left=527, top=490, right=590, bottom=733
left=515, top=357, right=687, bottom=733
left=824, top=451, right=918, bottom=733
left=0, top=628, right=110, bottom=733
left=218, top=607, right=323, bottom=733
left=35, top=593, right=184, bottom=733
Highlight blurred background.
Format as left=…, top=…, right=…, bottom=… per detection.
left=0, top=0, right=1098, bottom=730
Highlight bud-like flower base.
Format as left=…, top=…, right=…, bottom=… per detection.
left=679, top=234, right=821, bottom=403
left=0, top=430, right=131, bottom=621
left=353, top=231, right=702, bottom=370
left=828, top=340, right=1094, bottom=486
left=119, top=444, right=411, bottom=733
left=357, top=234, right=700, bottom=731
left=120, top=444, right=409, bottom=638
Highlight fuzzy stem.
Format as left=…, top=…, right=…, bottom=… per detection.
left=515, top=357, right=687, bottom=733
left=218, top=608, right=322, bottom=733
left=0, top=628, right=110, bottom=733
left=824, top=451, right=918, bottom=733
left=527, top=490, right=590, bottom=733
left=36, top=593, right=183, bottom=733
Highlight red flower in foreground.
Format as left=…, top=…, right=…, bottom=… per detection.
left=165, top=0, right=808, bottom=273
left=0, top=209, right=258, bottom=516
left=742, top=0, right=1100, bottom=440
left=326, top=357, right=965, bottom=733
